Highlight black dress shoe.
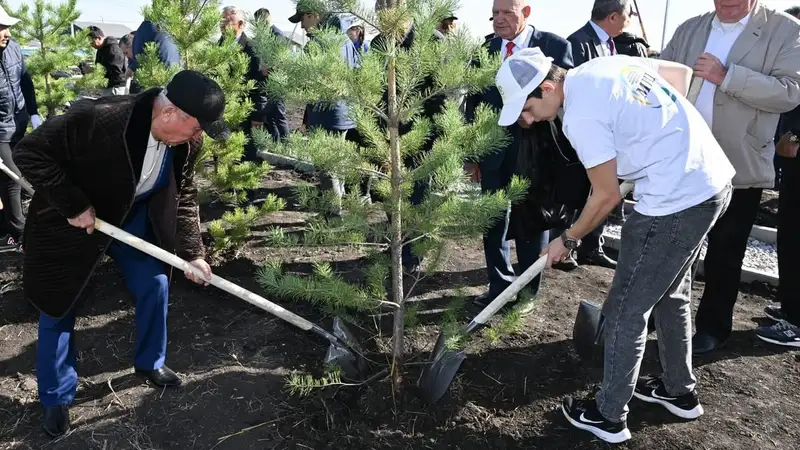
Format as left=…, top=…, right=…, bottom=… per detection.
left=42, top=405, right=70, bottom=438
left=135, top=366, right=182, bottom=387
left=578, top=249, right=617, bottom=270
left=692, top=333, right=724, bottom=355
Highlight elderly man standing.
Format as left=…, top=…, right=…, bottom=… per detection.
left=660, top=0, right=800, bottom=354
left=13, top=70, right=227, bottom=438
left=220, top=6, right=270, bottom=164
left=464, top=0, right=574, bottom=313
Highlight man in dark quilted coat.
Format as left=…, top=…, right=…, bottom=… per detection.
left=13, top=70, right=230, bottom=438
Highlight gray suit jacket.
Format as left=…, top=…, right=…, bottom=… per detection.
left=660, top=4, right=800, bottom=189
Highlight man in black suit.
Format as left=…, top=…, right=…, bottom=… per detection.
left=464, top=0, right=573, bottom=313
left=220, top=6, right=270, bottom=162
left=554, top=0, right=633, bottom=271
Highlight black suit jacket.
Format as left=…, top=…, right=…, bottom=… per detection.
left=465, top=26, right=574, bottom=172
left=567, top=22, right=608, bottom=66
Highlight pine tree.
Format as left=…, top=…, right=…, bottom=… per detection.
left=1, top=0, right=106, bottom=117
left=135, top=0, right=282, bottom=256
left=252, top=0, right=527, bottom=392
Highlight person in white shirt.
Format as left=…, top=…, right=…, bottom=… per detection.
left=495, top=48, right=734, bottom=443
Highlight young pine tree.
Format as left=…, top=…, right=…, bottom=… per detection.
left=1, top=0, right=106, bottom=117
left=252, top=0, right=527, bottom=392
left=135, top=0, right=283, bottom=257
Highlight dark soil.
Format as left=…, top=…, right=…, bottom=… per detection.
left=1, top=168, right=797, bottom=450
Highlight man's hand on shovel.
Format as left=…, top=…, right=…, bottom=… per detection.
left=68, top=207, right=97, bottom=234
left=186, top=259, right=212, bottom=286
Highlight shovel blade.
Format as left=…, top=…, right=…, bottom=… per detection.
left=324, top=317, right=366, bottom=379
left=573, top=300, right=605, bottom=365
left=417, top=332, right=466, bottom=404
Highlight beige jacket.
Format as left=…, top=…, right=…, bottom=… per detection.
left=660, top=4, right=800, bottom=188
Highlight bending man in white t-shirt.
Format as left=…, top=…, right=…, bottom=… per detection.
left=495, top=48, right=735, bottom=444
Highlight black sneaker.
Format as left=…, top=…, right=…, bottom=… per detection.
left=561, top=396, right=631, bottom=444
left=633, top=375, right=704, bottom=420
left=755, top=321, right=800, bottom=348
left=0, top=235, right=20, bottom=251
left=764, top=305, right=788, bottom=323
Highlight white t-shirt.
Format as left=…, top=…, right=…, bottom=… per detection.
left=561, top=55, right=735, bottom=216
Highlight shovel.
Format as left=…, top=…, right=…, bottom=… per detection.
left=0, top=161, right=366, bottom=379
left=417, top=254, right=548, bottom=404
left=571, top=181, right=640, bottom=365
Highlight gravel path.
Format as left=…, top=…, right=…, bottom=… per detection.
left=603, top=224, right=778, bottom=275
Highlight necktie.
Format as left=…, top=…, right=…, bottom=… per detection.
left=608, top=38, right=617, bottom=55
left=505, top=41, right=515, bottom=59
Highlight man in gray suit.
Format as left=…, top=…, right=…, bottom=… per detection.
left=554, top=0, right=634, bottom=271
left=660, top=0, right=800, bottom=354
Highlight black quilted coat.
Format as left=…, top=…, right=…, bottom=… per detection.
left=507, top=118, right=591, bottom=240
left=13, top=89, right=205, bottom=319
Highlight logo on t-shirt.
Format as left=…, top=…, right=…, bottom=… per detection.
left=618, top=66, right=677, bottom=109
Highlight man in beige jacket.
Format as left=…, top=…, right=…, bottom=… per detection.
left=660, top=0, right=800, bottom=354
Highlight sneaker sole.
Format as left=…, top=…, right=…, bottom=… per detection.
left=632, top=392, right=704, bottom=420
left=756, top=333, right=800, bottom=348
left=561, top=404, right=631, bottom=444
left=764, top=309, right=785, bottom=322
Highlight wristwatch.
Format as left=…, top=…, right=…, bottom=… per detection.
left=560, top=231, right=581, bottom=250
left=789, top=132, right=800, bottom=144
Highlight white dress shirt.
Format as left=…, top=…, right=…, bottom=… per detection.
left=589, top=21, right=613, bottom=56
left=135, top=133, right=168, bottom=197
left=501, top=25, right=534, bottom=60
left=694, top=13, right=750, bottom=127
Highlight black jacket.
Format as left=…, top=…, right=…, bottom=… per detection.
left=508, top=119, right=590, bottom=238
left=95, top=37, right=127, bottom=88
left=0, top=40, right=38, bottom=143
left=567, top=22, right=609, bottom=66
left=613, top=32, right=649, bottom=58
left=236, top=33, right=269, bottom=116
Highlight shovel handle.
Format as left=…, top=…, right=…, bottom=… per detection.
left=93, top=218, right=317, bottom=332
left=471, top=255, right=548, bottom=326
left=0, top=161, right=318, bottom=334
left=469, top=181, right=634, bottom=329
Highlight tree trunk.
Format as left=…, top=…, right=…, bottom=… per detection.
left=385, top=0, right=405, bottom=395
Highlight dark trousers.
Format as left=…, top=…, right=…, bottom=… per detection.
left=778, top=156, right=800, bottom=325
left=242, top=119, right=260, bottom=163
left=0, top=141, right=25, bottom=240
left=36, top=203, right=169, bottom=406
left=264, top=100, right=290, bottom=143
left=694, top=188, right=763, bottom=340
left=481, top=167, right=548, bottom=299
left=402, top=179, right=428, bottom=268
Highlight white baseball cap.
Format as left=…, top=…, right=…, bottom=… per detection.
left=0, top=6, right=20, bottom=27
left=496, top=47, right=553, bottom=126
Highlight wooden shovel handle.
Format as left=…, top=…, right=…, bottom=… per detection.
left=0, top=160, right=315, bottom=332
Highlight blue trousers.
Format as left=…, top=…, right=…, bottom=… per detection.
left=481, top=168, right=549, bottom=299
left=36, top=203, right=169, bottom=406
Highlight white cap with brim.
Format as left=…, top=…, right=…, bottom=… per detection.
left=495, top=47, right=553, bottom=127
left=0, top=6, right=19, bottom=27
